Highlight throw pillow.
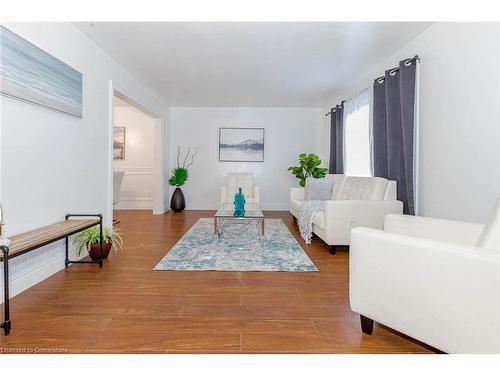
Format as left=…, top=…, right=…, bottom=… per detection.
left=304, top=177, right=334, bottom=201
left=476, top=195, right=500, bottom=250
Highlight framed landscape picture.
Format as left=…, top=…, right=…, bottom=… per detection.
left=113, top=126, right=126, bottom=160
left=0, top=26, right=83, bottom=118
left=219, top=127, right=265, bottom=162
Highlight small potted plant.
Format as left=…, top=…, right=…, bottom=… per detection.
left=73, top=225, right=123, bottom=261
left=288, top=153, right=328, bottom=187
left=169, top=146, right=199, bottom=212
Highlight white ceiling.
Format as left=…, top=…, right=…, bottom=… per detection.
left=76, top=22, right=432, bottom=107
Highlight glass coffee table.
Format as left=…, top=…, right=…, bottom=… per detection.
left=214, top=203, right=265, bottom=240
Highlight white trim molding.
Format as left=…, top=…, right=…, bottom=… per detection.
left=114, top=198, right=153, bottom=210
left=113, top=166, right=153, bottom=176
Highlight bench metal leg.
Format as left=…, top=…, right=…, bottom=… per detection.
left=99, top=216, right=103, bottom=269
left=64, top=213, right=104, bottom=268
left=1, top=245, right=11, bottom=335
left=65, top=236, right=69, bottom=268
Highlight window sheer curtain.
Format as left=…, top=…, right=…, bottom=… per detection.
left=343, top=88, right=373, bottom=176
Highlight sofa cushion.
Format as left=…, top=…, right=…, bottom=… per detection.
left=326, top=174, right=345, bottom=200
left=338, top=176, right=388, bottom=200
left=304, top=177, right=334, bottom=201
left=476, top=196, right=500, bottom=250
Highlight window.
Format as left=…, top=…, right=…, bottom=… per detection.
left=343, top=88, right=372, bottom=176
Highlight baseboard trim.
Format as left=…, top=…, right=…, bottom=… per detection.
left=113, top=167, right=153, bottom=176
left=115, top=198, right=153, bottom=210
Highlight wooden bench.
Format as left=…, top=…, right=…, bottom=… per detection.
left=0, top=214, right=103, bottom=335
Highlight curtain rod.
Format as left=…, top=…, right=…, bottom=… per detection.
left=325, top=55, right=420, bottom=117
left=324, top=102, right=344, bottom=117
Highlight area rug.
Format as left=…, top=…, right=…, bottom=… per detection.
left=154, top=218, right=317, bottom=272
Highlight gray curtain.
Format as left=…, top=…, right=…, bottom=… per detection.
left=373, top=57, right=417, bottom=214
left=329, top=103, right=344, bottom=174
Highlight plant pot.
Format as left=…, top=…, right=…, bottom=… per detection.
left=170, top=186, right=186, bottom=212
left=88, top=242, right=112, bottom=261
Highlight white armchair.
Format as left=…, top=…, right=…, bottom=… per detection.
left=220, top=173, right=260, bottom=206
left=349, top=210, right=500, bottom=353
left=290, top=175, right=403, bottom=253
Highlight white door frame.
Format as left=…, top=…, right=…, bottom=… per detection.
left=107, top=80, right=167, bottom=222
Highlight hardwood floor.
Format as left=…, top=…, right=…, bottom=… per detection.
left=0, top=210, right=437, bottom=353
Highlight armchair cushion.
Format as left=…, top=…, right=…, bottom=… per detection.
left=221, top=173, right=260, bottom=206
left=227, top=173, right=254, bottom=200
left=477, top=196, right=500, bottom=250
left=385, top=214, right=484, bottom=247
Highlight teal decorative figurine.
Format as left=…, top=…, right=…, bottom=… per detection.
left=233, top=187, right=246, bottom=217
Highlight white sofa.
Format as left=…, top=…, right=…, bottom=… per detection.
left=290, top=174, right=403, bottom=253
left=220, top=173, right=260, bottom=206
left=349, top=211, right=500, bottom=353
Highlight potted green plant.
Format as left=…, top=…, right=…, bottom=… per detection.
left=288, top=153, right=328, bottom=187
left=73, top=225, right=123, bottom=261
left=169, top=146, right=199, bottom=212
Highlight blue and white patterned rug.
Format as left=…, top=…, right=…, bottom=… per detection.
left=154, top=218, right=318, bottom=272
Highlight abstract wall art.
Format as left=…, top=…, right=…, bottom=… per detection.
left=0, top=26, right=83, bottom=117
left=219, top=127, right=264, bottom=162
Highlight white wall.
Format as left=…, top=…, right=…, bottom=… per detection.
left=113, top=105, right=154, bottom=209
left=325, top=22, right=500, bottom=223
left=0, top=23, right=168, bottom=302
left=169, top=107, right=328, bottom=210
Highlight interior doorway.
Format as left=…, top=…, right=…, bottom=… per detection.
left=112, top=95, right=155, bottom=213
left=107, top=82, right=166, bottom=225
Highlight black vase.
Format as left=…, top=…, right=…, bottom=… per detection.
left=170, top=186, right=186, bottom=212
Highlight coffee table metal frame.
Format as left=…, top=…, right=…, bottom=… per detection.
left=214, top=205, right=265, bottom=242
